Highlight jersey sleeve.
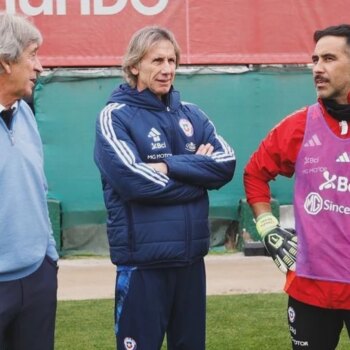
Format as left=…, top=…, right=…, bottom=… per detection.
left=244, top=108, right=307, bottom=204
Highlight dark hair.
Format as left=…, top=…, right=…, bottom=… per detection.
left=314, top=24, right=350, bottom=47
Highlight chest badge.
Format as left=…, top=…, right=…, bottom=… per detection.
left=179, top=118, right=194, bottom=137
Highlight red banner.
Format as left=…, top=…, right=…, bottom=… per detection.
left=1, top=0, right=350, bottom=67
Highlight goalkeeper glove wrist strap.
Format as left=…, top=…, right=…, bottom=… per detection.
left=256, top=212, right=279, bottom=238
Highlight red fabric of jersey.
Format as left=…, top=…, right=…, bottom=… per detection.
left=244, top=100, right=350, bottom=309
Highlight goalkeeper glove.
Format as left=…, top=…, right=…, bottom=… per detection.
left=256, top=212, right=297, bottom=274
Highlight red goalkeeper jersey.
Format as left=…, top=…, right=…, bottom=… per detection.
left=244, top=100, right=350, bottom=309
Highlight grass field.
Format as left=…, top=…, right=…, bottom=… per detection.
left=55, top=293, right=349, bottom=349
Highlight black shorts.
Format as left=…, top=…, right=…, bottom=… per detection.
left=287, top=296, right=350, bottom=349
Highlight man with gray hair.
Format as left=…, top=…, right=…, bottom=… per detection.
left=94, top=26, right=236, bottom=349
left=0, top=13, right=58, bottom=350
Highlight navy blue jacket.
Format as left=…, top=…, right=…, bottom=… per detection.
left=94, top=84, right=236, bottom=267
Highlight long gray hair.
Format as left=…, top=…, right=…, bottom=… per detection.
left=122, top=26, right=180, bottom=88
left=0, top=13, right=42, bottom=74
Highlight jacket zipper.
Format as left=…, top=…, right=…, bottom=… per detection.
left=126, top=204, right=136, bottom=252
left=167, top=105, right=191, bottom=259
left=183, top=204, right=190, bottom=259
left=167, top=105, right=177, bottom=154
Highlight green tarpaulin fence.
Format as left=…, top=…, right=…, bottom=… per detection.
left=35, top=66, right=315, bottom=254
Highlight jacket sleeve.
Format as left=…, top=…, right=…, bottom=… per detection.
left=94, top=104, right=205, bottom=204
left=164, top=105, right=236, bottom=190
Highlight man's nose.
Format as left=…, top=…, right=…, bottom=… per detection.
left=34, top=56, right=43, bottom=73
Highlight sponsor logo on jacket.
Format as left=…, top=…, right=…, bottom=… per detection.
left=148, top=127, right=166, bottom=150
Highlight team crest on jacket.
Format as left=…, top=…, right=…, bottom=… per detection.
left=124, top=337, right=137, bottom=350
left=179, top=118, right=194, bottom=137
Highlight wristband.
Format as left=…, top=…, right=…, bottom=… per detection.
left=255, top=212, right=278, bottom=238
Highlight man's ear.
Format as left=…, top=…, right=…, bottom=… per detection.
left=0, top=60, right=12, bottom=74
left=130, top=65, right=139, bottom=76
